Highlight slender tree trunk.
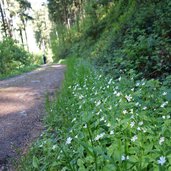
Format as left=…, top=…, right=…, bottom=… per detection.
left=0, top=1, right=7, bottom=36
left=22, top=18, right=29, bottom=51
left=19, top=28, right=24, bottom=46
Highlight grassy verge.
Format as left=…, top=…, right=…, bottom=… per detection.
left=18, top=58, right=171, bottom=170
left=0, top=65, right=40, bottom=80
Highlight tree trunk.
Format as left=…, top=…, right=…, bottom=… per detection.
left=19, top=28, right=24, bottom=46
left=21, top=17, right=29, bottom=51
left=0, top=1, right=7, bottom=36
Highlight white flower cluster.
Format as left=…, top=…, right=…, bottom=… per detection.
left=121, top=155, right=129, bottom=161
left=66, top=137, right=72, bottom=145
left=95, top=132, right=105, bottom=141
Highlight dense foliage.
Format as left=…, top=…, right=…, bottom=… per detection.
left=48, top=0, right=171, bottom=80
left=0, top=38, right=33, bottom=76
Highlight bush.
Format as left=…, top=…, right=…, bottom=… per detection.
left=94, top=0, right=171, bottom=80
left=0, top=38, right=31, bottom=75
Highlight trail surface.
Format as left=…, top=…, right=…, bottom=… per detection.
left=0, top=64, right=65, bottom=169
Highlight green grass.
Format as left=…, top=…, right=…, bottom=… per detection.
left=0, top=64, right=40, bottom=80
left=17, top=57, right=171, bottom=171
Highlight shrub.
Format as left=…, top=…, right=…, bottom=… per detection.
left=0, top=38, right=31, bottom=75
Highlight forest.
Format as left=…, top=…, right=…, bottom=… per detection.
left=0, top=0, right=51, bottom=78
left=1, top=0, right=171, bottom=170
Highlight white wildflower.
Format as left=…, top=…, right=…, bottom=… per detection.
left=162, top=92, right=167, bottom=96
left=131, top=115, right=134, bottom=119
left=116, top=118, right=120, bottom=122
left=130, top=109, right=134, bottom=114
left=96, top=109, right=102, bottom=115
left=131, top=135, right=138, bottom=142
left=118, top=77, right=121, bottom=81
left=79, top=95, right=84, bottom=99
left=136, top=82, right=140, bottom=86
left=142, top=128, right=147, bottom=133
left=138, top=121, right=143, bottom=126
left=52, top=145, right=57, bottom=150
left=130, top=121, right=135, bottom=128
left=66, top=137, right=72, bottom=145
left=96, top=100, right=101, bottom=106
left=71, top=118, right=76, bottom=122
left=123, top=110, right=128, bottom=114
left=108, top=106, right=112, bottom=110
left=125, top=95, right=132, bottom=102
left=121, top=155, right=129, bottom=161
left=143, top=106, right=147, bottom=110
left=159, top=137, right=165, bottom=145
left=116, top=92, right=121, bottom=97
left=113, top=91, right=117, bottom=95
left=108, top=78, right=113, bottom=85
left=157, top=156, right=166, bottom=165
left=107, top=123, right=111, bottom=127
left=167, top=115, right=170, bottom=119
left=100, top=117, right=104, bottom=121
left=135, top=102, right=140, bottom=106
left=95, top=132, right=105, bottom=141
left=110, top=130, right=114, bottom=135
left=121, top=155, right=126, bottom=161
left=161, top=101, right=168, bottom=108
left=83, top=124, right=87, bottom=128
left=137, top=127, right=141, bottom=131
left=142, top=82, right=145, bottom=86
left=131, top=88, right=134, bottom=92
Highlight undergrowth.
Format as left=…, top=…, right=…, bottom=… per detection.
left=0, top=64, right=40, bottom=80
left=18, top=58, right=171, bottom=170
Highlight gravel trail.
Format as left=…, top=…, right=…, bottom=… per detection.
left=0, top=64, right=65, bottom=170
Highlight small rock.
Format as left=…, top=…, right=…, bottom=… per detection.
left=19, top=111, right=27, bottom=116
left=31, top=80, right=40, bottom=83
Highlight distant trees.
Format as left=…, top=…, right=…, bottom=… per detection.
left=0, top=0, right=32, bottom=48
left=47, top=0, right=112, bottom=32
left=33, top=4, right=52, bottom=54
left=47, top=0, right=113, bottom=59
left=0, top=0, right=41, bottom=76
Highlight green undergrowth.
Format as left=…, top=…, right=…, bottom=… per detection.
left=57, top=0, right=171, bottom=81
left=0, top=64, right=39, bottom=80
left=18, top=58, right=171, bottom=170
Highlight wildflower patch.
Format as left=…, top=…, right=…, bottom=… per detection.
left=19, top=58, right=171, bottom=170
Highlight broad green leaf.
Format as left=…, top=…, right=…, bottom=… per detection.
left=32, top=156, right=39, bottom=168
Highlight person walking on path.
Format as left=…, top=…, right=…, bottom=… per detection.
left=43, top=54, right=47, bottom=64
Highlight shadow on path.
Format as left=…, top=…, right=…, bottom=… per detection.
left=0, top=64, right=65, bottom=169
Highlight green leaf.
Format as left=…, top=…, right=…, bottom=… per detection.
left=166, top=89, right=171, bottom=101
left=102, top=164, right=116, bottom=171
left=32, top=156, right=39, bottom=168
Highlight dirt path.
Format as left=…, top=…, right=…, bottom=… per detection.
left=0, top=64, right=65, bottom=169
